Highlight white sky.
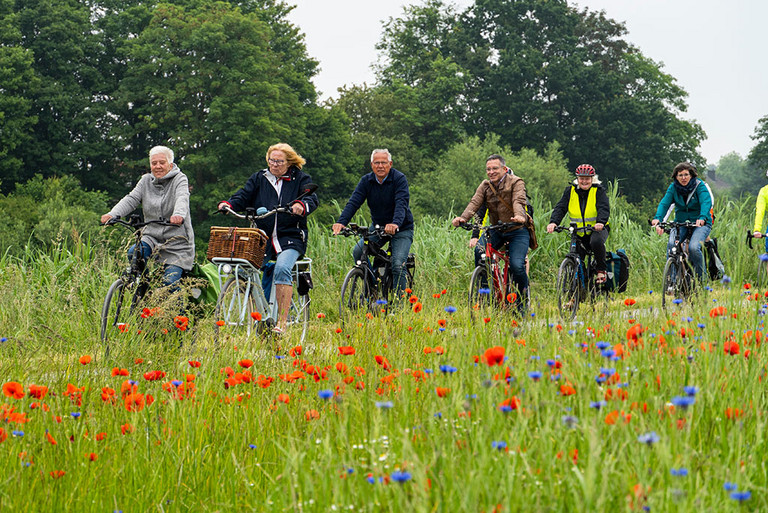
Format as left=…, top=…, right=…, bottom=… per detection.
left=287, top=0, right=768, bottom=164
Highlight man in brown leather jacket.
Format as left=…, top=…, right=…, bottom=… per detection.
left=452, top=154, right=530, bottom=314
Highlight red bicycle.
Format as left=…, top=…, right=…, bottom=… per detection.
left=458, top=221, right=530, bottom=315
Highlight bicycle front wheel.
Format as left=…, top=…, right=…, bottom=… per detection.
left=469, top=266, right=491, bottom=316
left=100, top=278, right=138, bottom=351
left=215, top=276, right=259, bottom=341
left=339, top=267, right=371, bottom=318
left=556, top=258, right=580, bottom=321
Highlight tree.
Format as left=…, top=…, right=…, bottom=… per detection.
left=749, top=115, right=768, bottom=172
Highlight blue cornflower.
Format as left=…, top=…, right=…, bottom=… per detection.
left=683, top=386, right=698, bottom=396
left=671, top=396, right=695, bottom=409
left=637, top=432, right=660, bottom=445
left=721, top=275, right=732, bottom=284
left=595, top=375, right=607, bottom=384
left=376, top=401, right=394, bottom=409
left=648, top=290, right=653, bottom=294
left=498, top=405, right=513, bottom=413
left=761, top=253, right=768, bottom=262
left=391, top=471, right=412, bottom=483
left=697, top=323, right=705, bottom=329
left=528, top=371, right=542, bottom=381
left=346, top=467, right=354, bottom=474
left=724, top=482, right=738, bottom=491
left=248, top=444, right=257, bottom=449
left=530, top=312, right=536, bottom=317
left=129, top=380, right=138, bottom=385
left=12, top=430, right=24, bottom=437
left=491, top=441, right=507, bottom=451
left=567, top=329, right=576, bottom=335
left=0, top=337, right=6, bottom=343
left=600, top=367, right=616, bottom=376
left=546, top=359, right=556, bottom=367
left=318, top=389, right=334, bottom=400
left=531, top=355, right=540, bottom=360
left=550, top=373, right=561, bottom=381
left=439, top=365, right=457, bottom=374
left=171, top=380, right=183, bottom=387
left=596, top=341, right=610, bottom=350
left=562, top=415, right=578, bottom=428
left=730, top=491, right=751, bottom=502
left=366, top=475, right=376, bottom=484
left=424, top=368, right=433, bottom=374
left=275, top=355, right=285, bottom=359
left=376, top=299, right=387, bottom=305
left=444, top=306, right=457, bottom=314
left=71, top=412, right=81, bottom=419
left=670, top=468, right=689, bottom=477
left=601, top=349, right=615, bottom=358
left=434, top=412, right=442, bottom=418
left=590, top=400, right=607, bottom=410
left=673, top=298, right=684, bottom=304
left=478, top=288, right=491, bottom=295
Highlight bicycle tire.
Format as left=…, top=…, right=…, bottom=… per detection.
left=288, top=287, right=310, bottom=343
left=214, top=276, right=259, bottom=341
left=339, top=267, right=371, bottom=318
left=661, top=257, right=678, bottom=309
left=101, top=278, right=128, bottom=347
left=556, top=258, right=580, bottom=321
left=758, top=257, right=768, bottom=290
left=468, top=266, right=492, bottom=316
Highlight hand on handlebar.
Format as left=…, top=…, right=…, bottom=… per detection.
left=451, top=216, right=465, bottom=227
left=101, top=214, right=113, bottom=225
left=754, top=231, right=764, bottom=239
left=332, top=223, right=345, bottom=235
left=384, top=223, right=399, bottom=235
left=546, top=222, right=556, bottom=234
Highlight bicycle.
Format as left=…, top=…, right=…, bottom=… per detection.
left=655, top=220, right=698, bottom=308
left=212, top=205, right=312, bottom=343
left=458, top=221, right=530, bottom=316
left=100, top=215, right=177, bottom=348
left=746, top=230, right=768, bottom=288
left=337, top=224, right=415, bottom=318
left=552, top=223, right=609, bottom=320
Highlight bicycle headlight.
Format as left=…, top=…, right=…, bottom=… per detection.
left=221, top=263, right=232, bottom=275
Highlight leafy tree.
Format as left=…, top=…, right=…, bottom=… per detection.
left=714, top=152, right=761, bottom=197
left=749, top=115, right=768, bottom=173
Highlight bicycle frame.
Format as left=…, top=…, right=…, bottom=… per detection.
left=656, top=220, right=696, bottom=307
left=478, top=241, right=511, bottom=304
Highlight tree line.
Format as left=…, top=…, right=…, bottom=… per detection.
left=1, top=0, right=767, bottom=254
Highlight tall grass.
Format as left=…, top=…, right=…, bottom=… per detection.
left=0, top=195, right=765, bottom=511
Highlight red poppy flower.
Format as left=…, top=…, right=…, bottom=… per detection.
left=723, top=340, right=740, bottom=355
left=134, top=358, right=144, bottom=364
left=338, top=346, right=355, bottom=355
left=305, top=409, right=320, bottom=421
left=412, top=302, right=422, bottom=313
left=506, top=292, right=517, bottom=303
left=289, top=346, right=302, bottom=357
left=709, top=306, right=727, bottom=318
left=604, top=410, right=619, bottom=425
left=560, top=384, right=576, bottom=396
left=28, top=384, right=48, bottom=399
left=434, top=346, right=445, bottom=355
left=483, top=346, right=505, bottom=366
left=405, top=288, right=413, bottom=294
left=423, top=347, right=433, bottom=354
left=437, top=319, right=446, bottom=327
left=441, top=289, right=447, bottom=295
left=121, top=423, right=135, bottom=435
left=95, top=432, right=106, bottom=442
left=49, top=470, right=66, bottom=479
left=374, top=355, right=391, bottom=370
left=336, top=362, right=348, bottom=374
left=188, top=360, right=201, bottom=368
left=174, top=316, right=189, bottom=331
left=143, top=370, right=166, bottom=381
left=624, top=298, right=636, bottom=306
left=435, top=387, right=450, bottom=397
left=483, top=317, right=491, bottom=324
left=238, top=359, right=254, bottom=369
left=725, top=407, right=743, bottom=419
left=215, top=320, right=225, bottom=326
left=124, top=393, right=145, bottom=412
left=87, top=452, right=98, bottom=461
left=250, top=311, right=262, bottom=321
left=499, top=396, right=521, bottom=410
left=79, top=355, right=92, bottom=365
left=277, top=393, right=290, bottom=404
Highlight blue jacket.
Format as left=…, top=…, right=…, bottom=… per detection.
left=653, top=179, right=713, bottom=226
left=337, top=169, right=414, bottom=231
left=225, top=167, right=318, bottom=258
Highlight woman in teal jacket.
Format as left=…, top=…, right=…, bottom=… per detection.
left=651, top=162, right=713, bottom=282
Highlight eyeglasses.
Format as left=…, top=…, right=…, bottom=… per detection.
left=372, top=161, right=390, bottom=166
left=486, top=166, right=502, bottom=172
left=677, top=172, right=691, bottom=178
left=268, top=158, right=286, bottom=166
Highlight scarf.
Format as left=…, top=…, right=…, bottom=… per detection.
left=673, top=177, right=698, bottom=202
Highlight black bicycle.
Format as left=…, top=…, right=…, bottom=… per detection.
left=100, top=215, right=176, bottom=347
left=337, top=224, right=415, bottom=317
left=656, top=220, right=697, bottom=308
left=553, top=223, right=608, bottom=320
left=746, top=229, right=768, bottom=288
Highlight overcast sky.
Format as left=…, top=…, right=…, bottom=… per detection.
left=287, top=0, right=768, bottom=164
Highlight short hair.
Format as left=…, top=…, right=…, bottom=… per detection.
left=149, top=146, right=174, bottom=164
left=672, top=162, right=698, bottom=180
left=370, top=149, right=392, bottom=162
left=266, top=143, right=306, bottom=169
left=486, top=154, right=505, bottom=167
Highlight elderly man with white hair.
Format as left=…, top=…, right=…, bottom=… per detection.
left=332, top=148, right=414, bottom=299
left=101, top=145, right=195, bottom=287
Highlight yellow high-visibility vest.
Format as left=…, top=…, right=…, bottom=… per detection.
left=568, top=186, right=604, bottom=236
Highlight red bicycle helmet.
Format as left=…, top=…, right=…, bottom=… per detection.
left=575, top=164, right=595, bottom=176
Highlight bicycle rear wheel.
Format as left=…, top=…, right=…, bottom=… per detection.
left=339, top=267, right=372, bottom=318
left=101, top=278, right=142, bottom=354
left=288, top=288, right=310, bottom=342
left=215, top=276, right=259, bottom=341
left=556, top=258, right=580, bottom=321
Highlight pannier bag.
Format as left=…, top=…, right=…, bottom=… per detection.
left=604, top=249, right=630, bottom=292
left=704, top=238, right=725, bottom=280
left=188, top=262, right=221, bottom=304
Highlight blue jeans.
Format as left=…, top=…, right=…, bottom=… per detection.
left=127, top=242, right=184, bottom=287
left=489, top=227, right=530, bottom=295
left=353, top=228, right=414, bottom=298
left=668, top=225, right=711, bottom=281
left=260, top=249, right=301, bottom=301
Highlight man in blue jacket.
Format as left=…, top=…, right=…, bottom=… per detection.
left=332, top=149, right=414, bottom=299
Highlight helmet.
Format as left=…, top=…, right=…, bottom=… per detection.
left=575, top=164, right=595, bottom=177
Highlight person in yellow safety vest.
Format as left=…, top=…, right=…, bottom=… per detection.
left=546, top=164, right=611, bottom=283
left=752, top=169, right=768, bottom=250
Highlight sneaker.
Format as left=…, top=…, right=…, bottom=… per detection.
left=272, top=326, right=285, bottom=336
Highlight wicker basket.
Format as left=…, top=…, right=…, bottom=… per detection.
left=207, top=226, right=269, bottom=268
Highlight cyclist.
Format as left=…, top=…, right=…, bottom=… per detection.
left=452, top=154, right=530, bottom=314
left=332, top=149, right=414, bottom=300
left=101, top=145, right=194, bottom=288
left=752, top=170, right=768, bottom=246
left=651, top=162, right=713, bottom=284
left=546, top=164, right=610, bottom=284
left=217, top=143, right=318, bottom=334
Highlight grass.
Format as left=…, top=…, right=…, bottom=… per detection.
left=0, top=197, right=767, bottom=511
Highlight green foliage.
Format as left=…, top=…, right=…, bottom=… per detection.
left=0, top=175, right=108, bottom=254
left=411, top=134, right=570, bottom=218
left=749, top=114, right=768, bottom=171
left=714, top=152, right=762, bottom=198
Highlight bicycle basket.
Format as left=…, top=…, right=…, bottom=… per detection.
left=207, top=226, right=268, bottom=268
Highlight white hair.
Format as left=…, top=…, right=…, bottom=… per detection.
left=149, top=145, right=174, bottom=164
left=572, top=174, right=602, bottom=186
left=370, top=148, right=392, bottom=162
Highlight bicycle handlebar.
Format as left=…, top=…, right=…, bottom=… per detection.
left=651, top=220, right=697, bottom=234
left=746, top=229, right=766, bottom=249
left=217, top=204, right=292, bottom=221
left=336, top=223, right=390, bottom=239
left=101, top=215, right=175, bottom=231
left=456, top=221, right=524, bottom=233
left=552, top=222, right=591, bottom=234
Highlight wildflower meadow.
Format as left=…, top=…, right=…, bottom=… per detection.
left=1, top=197, right=767, bottom=511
